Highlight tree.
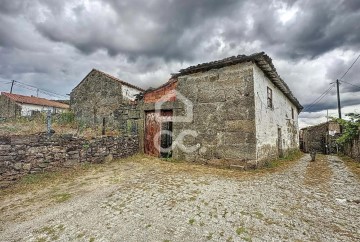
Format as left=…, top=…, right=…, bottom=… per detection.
left=334, top=113, right=360, bottom=145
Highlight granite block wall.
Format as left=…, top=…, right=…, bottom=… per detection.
left=0, top=134, right=138, bottom=188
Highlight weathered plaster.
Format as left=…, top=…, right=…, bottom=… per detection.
left=122, top=85, right=140, bottom=101
left=253, top=64, right=299, bottom=163
left=19, top=103, right=67, bottom=116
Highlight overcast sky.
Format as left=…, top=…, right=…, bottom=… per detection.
left=0, top=0, right=359, bottom=128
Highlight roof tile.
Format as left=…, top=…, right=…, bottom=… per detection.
left=1, top=92, right=70, bottom=109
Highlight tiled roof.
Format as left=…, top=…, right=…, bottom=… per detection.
left=73, top=69, right=145, bottom=92
left=172, top=52, right=303, bottom=111
left=1, top=92, right=70, bottom=109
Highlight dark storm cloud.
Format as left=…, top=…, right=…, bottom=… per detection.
left=325, top=55, right=360, bottom=93
left=0, top=0, right=28, bottom=14
left=303, top=97, right=360, bottom=113
left=35, top=0, right=242, bottom=61
left=0, top=0, right=359, bottom=126
left=4, top=0, right=359, bottom=63
left=222, top=0, right=360, bottom=60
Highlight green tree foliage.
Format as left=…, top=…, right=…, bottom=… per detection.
left=334, top=113, right=360, bottom=145
left=55, top=111, right=75, bottom=125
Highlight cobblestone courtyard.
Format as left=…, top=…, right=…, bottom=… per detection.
left=0, top=154, right=359, bottom=241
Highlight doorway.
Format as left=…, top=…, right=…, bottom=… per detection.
left=144, top=110, right=173, bottom=157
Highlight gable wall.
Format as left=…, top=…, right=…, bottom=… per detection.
left=253, top=64, right=299, bottom=163
left=71, top=71, right=126, bottom=126
left=172, top=62, right=257, bottom=168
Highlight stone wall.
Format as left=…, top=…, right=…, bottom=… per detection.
left=302, top=123, right=327, bottom=153
left=0, top=95, right=21, bottom=118
left=344, top=134, right=360, bottom=161
left=70, top=69, right=142, bottom=127
left=113, top=103, right=141, bottom=135
left=173, top=62, right=257, bottom=168
left=301, top=121, right=340, bottom=154
left=0, top=134, right=139, bottom=188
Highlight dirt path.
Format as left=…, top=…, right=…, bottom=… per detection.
left=0, top=155, right=359, bottom=242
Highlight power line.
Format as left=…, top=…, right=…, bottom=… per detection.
left=303, top=84, right=335, bottom=112
left=11, top=80, right=68, bottom=99
left=13, top=82, right=66, bottom=99
left=339, top=53, right=360, bottom=81
left=335, top=53, right=360, bottom=119
left=340, top=80, right=360, bottom=89
left=14, top=80, right=68, bottom=98
left=303, top=53, right=359, bottom=114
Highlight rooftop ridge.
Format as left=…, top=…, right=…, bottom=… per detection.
left=72, top=69, right=145, bottom=92
left=171, top=52, right=303, bottom=111
left=1, top=92, right=69, bottom=109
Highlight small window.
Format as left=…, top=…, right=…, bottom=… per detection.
left=291, top=108, right=294, bottom=119
left=267, top=87, right=273, bottom=108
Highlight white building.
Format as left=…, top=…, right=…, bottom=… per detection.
left=0, top=92, right=69, bottom=117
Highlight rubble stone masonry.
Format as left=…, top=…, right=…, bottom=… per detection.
left=70, top=69, right=142, bottom=127
left=0, top=95, right=21, bottom=118
left=173, top=62, right=257, bottom=167
left=0, top=134, right=138, bottom=188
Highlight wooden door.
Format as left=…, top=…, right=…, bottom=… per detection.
left=145, top=111, right=160, bottom=156
left=144, top=110, right=173, bottom=157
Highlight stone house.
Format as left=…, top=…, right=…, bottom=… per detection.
left=300, top=121, right=341, bottom=154
left=140, top=52, right=303, bottom=168
left=69, top=53, right=302, bottom=167
left=70, top=69, right=144, bottom=127
left=0, top=92, right=69, bottom=118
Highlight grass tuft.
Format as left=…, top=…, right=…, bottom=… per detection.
left=236, top=226, right=246, bottom=235
left=338, top=154, right=360, bottom=180
left=52, top=193, right=71, bottom=203
left=263, top=150, right=303, bottom=170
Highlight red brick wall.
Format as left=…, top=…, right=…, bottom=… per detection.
left=144, top=80, right=177, bottom=103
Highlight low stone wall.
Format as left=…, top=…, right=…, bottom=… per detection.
left=344, top=135, right=360, bottom=161
left=0, top=134, right=139, bottom=188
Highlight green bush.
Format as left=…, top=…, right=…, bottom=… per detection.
left=54, top=111, right=75, bottom=125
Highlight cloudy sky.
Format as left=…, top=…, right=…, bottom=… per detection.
left=0, top=0, right=359, bottom=127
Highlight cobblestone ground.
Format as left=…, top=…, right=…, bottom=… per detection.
left=0, top=154, right=359, bottom=242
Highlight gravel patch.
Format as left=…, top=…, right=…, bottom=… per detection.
left=0, top=154, right=359, bottom=241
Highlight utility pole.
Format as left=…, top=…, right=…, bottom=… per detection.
left=336, top=79, right=341, bottom=119
left=326, top=109, right=329, bottom=122
left=37, top=89, right=39, bottom=97
left=10, top=80, right=15, bottom=94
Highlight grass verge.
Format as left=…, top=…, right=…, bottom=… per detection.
left=261, top=150, right=304, bottom=172
left=337, top=154, right=360, bottom=180
left=0, top=163, right=101, bottom=197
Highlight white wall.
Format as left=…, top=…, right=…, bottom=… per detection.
left=122, top=85, right=141, bottom=101
left=19, top=103, right=67, bottom=116
left=253, top=65, right=299, bottom=161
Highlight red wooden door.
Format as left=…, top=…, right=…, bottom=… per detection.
left=144, top=111, right=173, bottom=157
left=145, top=111, right=160, bottom=156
